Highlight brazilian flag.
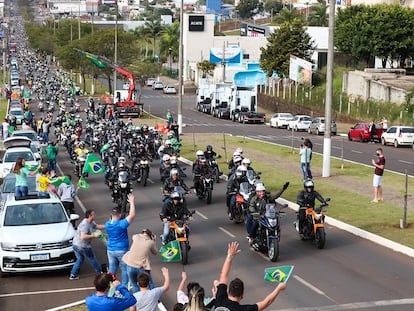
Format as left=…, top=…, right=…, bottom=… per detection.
left=49, top=176, right=71, bottom=187
left=100, top=143, right=110, bottom=153
left=24, top=164, right=40, bottom=172
left=77, top=49, right=107, bottom=68
left=77, top=176, right=90, bottom=189
left=159, top=240, right=181, bottom=263
left=264, top=266, right=294, bottom=283
left=83, top=153, right=105, bottom=175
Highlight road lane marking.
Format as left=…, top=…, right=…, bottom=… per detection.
left=293, top=275, right=336, bottom=303
left=399, top=160, right=413, bottom=165
left=218, top=226, right=236, bottom=238
left=274, top=298, right=414, bottom=311
left=0, top=287, right=94, bottom=298
left=196, top=210, right=208, bottom=220
left=351, top=150, right=363, bottom=154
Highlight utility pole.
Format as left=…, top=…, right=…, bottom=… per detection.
left=322, top=0, right=335, bottom=177
left=178, top=0, right=184, bottom=135
left=114, top=3, right=118, bottom=97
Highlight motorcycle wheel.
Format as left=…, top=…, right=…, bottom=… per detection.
left=142, top=169, right=148, bottom=187
left=268, top=239, right=280, bottom=262
left=215, top=168, right=220, bottom=184
left=180, top=241, right=188, bottom=265
left=121, top=195, right=128, bottom=214
left=206, top=188, right=212, bottom=204
left=315, top=228, right=326, bottom=249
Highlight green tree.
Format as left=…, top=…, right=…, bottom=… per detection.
left=274, top=7, right=303, bottom=25
left=143, top=17, right=163, bottom=58
left=236, top=0, right=263, bottom=19
left=264, top=0, right=284, bottom=17
left=197, top=60, right=216, bottom=78
left=308, top=4, right=328, bottom=26
left=260, top=19, right=315, bottom=77
left=159, top=20, right=179, bottom=61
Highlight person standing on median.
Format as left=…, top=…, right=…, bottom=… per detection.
left=69, top=209, right=105, bottom=280
left=371, top=148, right=385, bottom=203
left=46, top=141, right=59, bottom=172
left=105, top=193, right=136, bottom=288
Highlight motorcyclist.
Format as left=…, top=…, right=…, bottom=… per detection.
left=74, top=141, right=89, bottom=158
left=193, top=157, right=213, bottom=197
left=160, top=154, right=171, bottom=181
left=170, top=157, right=186, bottom=178
left=163, top=168, right=191, bottom=199
left=158, top=139, right=173, bottom=160
left=247, top=182, right=289, bottom=246
left=192, top=150, right=205, bottom=173
left=226, top=166, right=248, bottom=220
left=204, top=145, right=217, bottom=160
left=160, top=191, right=193, bottom=245
left=228, top=156, right=243, bottom=177
left=296, top=179, right=328, bottom=233
left=228, top=151, right=242, bottom=175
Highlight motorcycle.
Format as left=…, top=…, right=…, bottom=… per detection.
left=164, top=211, right=195, bottom=265
left=207, top=157, right=221, bottom=183
left=196, top=173, right=214, bottom=204
left=294, top=198, right=331, bottom=249
left=251, top=203, right=287, bottom=262
left=232, top=182, right=251, bottom=224
left=73, top=155, right=86, bottom=178
left=38, top=101, right=44, bottom=112
left=132, top=157, right=151, bottom=187
left=112, top=170, right=133, bottom=214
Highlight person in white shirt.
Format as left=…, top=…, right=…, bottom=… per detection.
left=2, top=118, right=9, bottom=139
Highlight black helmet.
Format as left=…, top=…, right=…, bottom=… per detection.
left=206, top=145, right=212, bottom=151
left=304, top=179, right=314, bottom=190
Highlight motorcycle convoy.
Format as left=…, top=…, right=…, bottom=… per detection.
left=22, top=47, right=330, bottom=266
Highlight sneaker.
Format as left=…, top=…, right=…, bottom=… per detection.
left=228, top=212, right=233, bottom=220
left=247, top=237, right=254, bottom=247
left=69, top=275, right=79, bottom=280
left=370, top=200, right=378, bottom=203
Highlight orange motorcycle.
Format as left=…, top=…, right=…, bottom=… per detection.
left=166, top=212, right=194, bottom=265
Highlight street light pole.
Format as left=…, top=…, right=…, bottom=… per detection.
left=168, top=47, right=172, bottom=76
left=178, top=0, right=184, bottom=135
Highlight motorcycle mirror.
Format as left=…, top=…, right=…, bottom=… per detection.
left=325, top=198, right=331, bottom=202
left=182, top=168, right=187, bottom=171
left=257, top=172, right=262, bottom=175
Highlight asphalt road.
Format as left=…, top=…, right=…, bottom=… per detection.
left=2, top=90, right=414, bottom=311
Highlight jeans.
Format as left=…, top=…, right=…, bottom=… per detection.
left=47, top=160, right=56, bottom=172
left=301, top=162, right=312, bottom=180
left=246, top=213, right=259, bottom=238
left=38, top=191, right=49, bottom=197
left=107, top=250, right=129, bottom=287
left=42, top=132, right=49, bottom=143
left=70, top=245, right=102, bottom=277
left=162, top=221, right=170, bottom=244
left=229, top=194, right=236, bottom=216
left=15, top=186, right=28, bottom=199
left=127, top=266, right=154, bottom=293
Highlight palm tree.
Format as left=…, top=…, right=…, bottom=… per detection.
left=159, top=20, right=179, bottom=60
left=308, top=4, right=328, bottom=27
left=274, top=7, right=303, bottom=25
left=134, top=26, right=152, bottom=59
left=143, top=17, right=162, bottom=59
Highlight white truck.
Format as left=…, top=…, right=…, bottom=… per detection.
left=230, top=85, right=265, bottom=124
left=196, top=79, right=215, bottom=114
left=211, top=83, right=233, bottom=119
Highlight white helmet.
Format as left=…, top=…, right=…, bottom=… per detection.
left=196, top=150, right=204, bottom=156
left=165, top=140, right=172, bottom=145
left=237, top=165, right=247, bottom=172
left=170, top=168, right=179, bottom=176
left=236, top=147, right=243, bottom=154
left=233, top=151, right=241, bottom=157
left=256, top=184, right=266, bottom=191
left=242, top=158, right=251, bottom=165
left=163, top=154, right=171, bottom=162
left=233, top=156, right=242, bottom=164
left=118, top=156, right=126, bottom=164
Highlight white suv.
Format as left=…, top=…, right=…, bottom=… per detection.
left=0, top=193, right=79, bottom=276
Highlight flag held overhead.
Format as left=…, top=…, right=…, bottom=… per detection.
left=83, top=153, right=105, bottom=175
left=264, top=266, right=294, bottom=283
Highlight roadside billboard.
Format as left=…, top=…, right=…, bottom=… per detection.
left=289, top=55, right=313, bottom=86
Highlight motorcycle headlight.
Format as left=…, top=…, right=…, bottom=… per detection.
left=120, top=182, right=128, bottom=188
left=205, top=178, right=211, bottom=183
left=154, top=140, right=159, bottom=144
left=140, top=160, right=145, bottom=164
left=177, top=226, right=185, bottom=234
left=143, top=160, right=148, bottom=165
left=269, top=219, right=278, bottom=227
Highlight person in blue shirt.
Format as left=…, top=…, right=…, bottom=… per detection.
left=105, top=193, right=136, bottom=287
left=85, top=273, right=137, bottom=311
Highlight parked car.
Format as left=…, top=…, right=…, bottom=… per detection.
left=308, top=117, right=337, bottom=135
left=163, top=85, right=177, bottom=94
left=269, top=113, right=293, bottom=128
left=287, top=115, right=312, bottom=131
left=0, top=137, right=41, bottom=178
left=381, top=126, right=414, bottom=147
left=0, top=193, right=79, bottom=276
left=152, top=81, right=164, bottom=90
left=11, top=130, right=41, bottom=151
left=146, top=78, right=156, bottom=87
left=348, top=122, right=384, bottom=143
left=8, top=107, right=24, bottom=125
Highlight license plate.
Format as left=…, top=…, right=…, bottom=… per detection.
left=30, top=253, right=50, bottom=261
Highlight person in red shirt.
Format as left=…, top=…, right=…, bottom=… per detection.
left=371, top=148, right=385, bottom=203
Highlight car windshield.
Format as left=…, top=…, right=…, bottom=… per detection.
left=13, top=132, right=38, bottom=141
left=4, top=203, right=67, bottom=226
left=2, top=175, right=37, bottom=193
left=4, top=151, right=35, bottom=162
left=10, top=110, right=23, bottom=116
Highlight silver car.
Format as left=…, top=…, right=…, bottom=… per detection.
left=308, top=117, right=337, bottom=135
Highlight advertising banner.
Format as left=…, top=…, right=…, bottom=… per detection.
left=289, top=55, right=313, bottom=85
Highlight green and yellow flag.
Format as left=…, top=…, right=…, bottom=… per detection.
left=49, top=176, right=71, bottom=187
left=83, top=153, right=105, bottom=175
left=159, top=240, right=181, bottom=262
left=77, top=176, right=90, bottom=189
left=24, top=164, right=40, bottom=172
left=264, top=266, right=294, bottom=283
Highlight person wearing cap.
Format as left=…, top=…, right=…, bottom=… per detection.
left=105, top=193, right=136, bottom=287
left=246, top=182, right=290, bottom=246
left=122, top=228, right=158, bottom=293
